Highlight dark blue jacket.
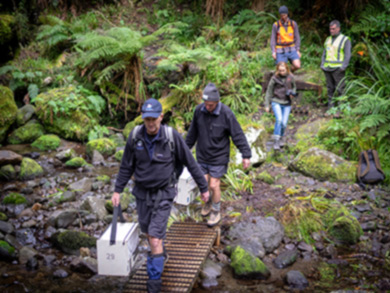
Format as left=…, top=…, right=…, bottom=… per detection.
left=185, top=102, right=251, bottom=165
left=114, top=124, right=208, bottom=199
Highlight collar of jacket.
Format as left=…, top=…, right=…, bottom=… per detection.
left=201, top=102, right=222, bottom=115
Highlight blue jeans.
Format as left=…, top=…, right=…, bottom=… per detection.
left=271, top=102, right=291, bottom=137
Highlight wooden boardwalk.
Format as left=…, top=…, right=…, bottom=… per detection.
left=124, top=222, right=218, bottom=293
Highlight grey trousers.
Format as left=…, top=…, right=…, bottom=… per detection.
left=323, top=68, right=346, bottom=108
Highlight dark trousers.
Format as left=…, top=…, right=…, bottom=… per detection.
left=323, top=68, right=345, bottom=108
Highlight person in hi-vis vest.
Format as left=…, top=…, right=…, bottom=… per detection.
left=270, top=6, right=301, bottom=72
left=321, top=20, right=351, bottom=110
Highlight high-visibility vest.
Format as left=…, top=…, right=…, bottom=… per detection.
left=324, top=33, right=349, bottom=68
left=275, top=20, right=295, bottom=48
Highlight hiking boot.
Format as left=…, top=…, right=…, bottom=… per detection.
left=207, top=209, right=221, bottom=227
left=279, top=136, right=286, bottom=148
left=201, top=200, right=212, bottom=217
left=273, top=139, right=280, bottom=150
left=147, top=279, right=162, bottom=293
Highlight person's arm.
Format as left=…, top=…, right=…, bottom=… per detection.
left=270, top=23, right=277, bottom=59
left=112, top=132, right=136, bottom=206
left=227, top=111, right=251, bottom=161
left=321, top=48, right=326, bottom=69
left=291, top=76, right=297, bottom=96
left=264, top=77, right=275, bottom=110
left=294, top=21, right=301, bottom=53
left=185, top=108, right=198, bottom=149
left=341, top=38, right=351, bottom=71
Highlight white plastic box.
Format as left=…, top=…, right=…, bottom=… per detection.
left=175, top=167, right=200, bottom=206
left=97, top=222, right=139, bottom=276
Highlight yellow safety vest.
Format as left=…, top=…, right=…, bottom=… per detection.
left=324, top=33, right=348, bottom=68
left=275, top=20, right=295, bottom=48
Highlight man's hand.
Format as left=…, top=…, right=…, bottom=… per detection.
left=297, top=50, right=301, bottom=58
left=111, top=192, right=120, bottom=206
left=265, top=107, right=270, bottom=113
left=201, top=191, right=210, bottom=203
left=242, top=158, right=250, bottom=170
left=272, top=52, right=276, bottom=60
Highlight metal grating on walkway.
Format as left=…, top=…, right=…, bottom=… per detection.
left=124, top=222, right=218, bottom=293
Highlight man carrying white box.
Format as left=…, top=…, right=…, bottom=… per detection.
left=111, top=98, right=209, bottom=293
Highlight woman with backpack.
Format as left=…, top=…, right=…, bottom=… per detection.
left=265, top=61, right=297, bottom=150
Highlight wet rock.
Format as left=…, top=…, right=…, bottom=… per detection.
left=315, top=242, right=324, bottom=251
left=31, top=134, right=61, bottom=151
left=19, top=158, right=44, bottom=181
left=230, top=246, right=270, bottom=280
left=361, top=221, right=376, bottom=231
left=44, top=226, right=57, bottom=239
left=81, top=197, right=107, bottom=220
left=53, top=269, right=69, bottom=278
left=0, top=164, right=16, bottom=180
left=68, top=177, right=93, bottom=193
left=228, top=216, right=284, bottom=255
left=43, top=254, right=56, bottom=266
left=19, top=246, right=38, bottom=265
left=48, top=209, right=78, bottom=228
left=3, top=183, right=17, bottom=191
left=52, top=230, right=96, bottom=255
left=0, top=240, right=17, bottom=261
left=200, top=258, right=222, bottom=279
left=289, top=147, right=356, bottom=183
left=56, top=149, right=76, bottom=162
left=83, top=213, right=97, bottom=225
left=26, top=255, right=39, bottom=270
left=354, top=203, right=372, bottom=213
left=86, top=138, right=117, bottom=158
left=273, top=249, right=298, bottom=269
left=0, top=220, right=14, bottom=234
left=70, top=256, right=98, bottom=274
left=297, top=241, right=313, bottom=253
left=4, top=234, right=22, bottom=250
left=285, top=243, right=296, bottom=250
left=321, top=244, right=337, bottom=259
left=16, top=104, right=35, bottom=126
left=8, top=119, right=45, bottom=144
left=15, top=228, right=36, bottom=246
left=285, top=270, right=309, bottom=289
left=92, top=150, right=105, bottom=166
left=0, top=150, right=23, bottom=166
left=65, top=157, right=87, bottom=168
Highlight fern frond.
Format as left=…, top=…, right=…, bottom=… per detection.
left=96, top=61, right=127, bottom=84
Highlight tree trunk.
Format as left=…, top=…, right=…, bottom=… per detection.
left=205, top=0, right=224, bottom=21
left=251, top=0, right=266, bottom=12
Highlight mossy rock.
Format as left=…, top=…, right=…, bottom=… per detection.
left=109, top=134, right=126, bottom=147
left=0, top=212, right=7, bottom=221
left=19, top=157, right=44, bottom=180
left=0, top=15, right=15, bottom=45
left=54, top=230, right=96, bottom=254
left=329, top=215, right=363, bottom=245
left=0, top=85, right=18, bottom=143
left=8, top=119, right=45, bottom=144
left=31, top=134, right=61, bottom=150
left=256, top=171, right=274, bottom=184
left=230, top=246, right=270, bottom=280
left=97, top=175, right=110, bottom=184
left=65, top=157, right=87, bottom=168
left=34, top=87, right=99, bottom=141
left=105, top=191, right=133, bottom=213
left=16, top=104, right=36, bottom=126
left=289, top=147, right=356, bottom=183
left=2, top=192, right=27, bottom=205
left=0, top=164, right=16, bottom=180
left=123, top=121, right=138, bottom=140
left=114, top=150, right=124, bottom=162
left=86, top=138, right=116, bottom=158
left=0, top=240, right=16, bottom=261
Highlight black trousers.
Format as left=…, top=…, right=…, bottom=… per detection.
left=323, top=68, right=345, bottom=108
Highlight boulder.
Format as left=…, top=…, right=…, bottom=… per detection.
left=56, top=148, right=76, bottom=161
left=285, top=270, right=309, bottom=290
left=52, top=230, right=96, bottom=255
left=230, top=246, right=270, bottom=280
left=19, top=157, right=44, bottom=180
left=18, top=246, right=38, bottom=265
left=0, top=150, right=23, bottom=166
left=329, top=215, right=363, bottom=245
left=80, top=196, right=107, bottom=220
left=0, top=164, right=16, bottom=180
left=47, top=209, right=78, bottom=228
left=114, top=150, right=124, bottom=162
left=8, top=119, right=45, bottom=144
left=0, top=220, right=14, bottom=234
left=31, top=134, right=61, bottom=150
left=34, top=86, right=101, bottom=141
left=273, top=249, right=298, bottom=269
left=0, top=240, right=17, bottom=261
left=65, top=157, right=87, bottom=168
left=86, top=138, right=116, bottom=158
left=289, top=147, right=356, bottom=183
left=91, top=150, right=105, bottom=166
left=68, top=177, right=93, bottom=193
left=0, top=86, right=18, bottom=143
left=233, top=126, right=267, bottom=166
left=16, top=104, right=36, bottom=126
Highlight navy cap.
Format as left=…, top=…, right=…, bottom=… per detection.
left=279, top=5, right=288, bottom=14
left=141, top=98, right=162, bottom=119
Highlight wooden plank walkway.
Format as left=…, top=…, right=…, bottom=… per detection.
left=124, top=222, right=218, bottom=293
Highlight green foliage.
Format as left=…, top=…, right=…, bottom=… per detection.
left=222, top=168, right=253, bottom=200
left=88, top=125, right=109, bottom=141
left=31, top=134, right=61, bottom=150
left=2, top=193, right=27, bottom=205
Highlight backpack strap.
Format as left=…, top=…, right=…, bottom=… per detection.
left=360, top=151, right=370, bottom=178
left=371, top=149, right=385, bottom=175
left=131, top=125, right=141, bottom=150
left=164, top=125, right=178, bottom=184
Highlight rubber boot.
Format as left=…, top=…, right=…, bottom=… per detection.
left=147, top=279, right=162, bottom=293
left=147, top=253, right=165, bottom=293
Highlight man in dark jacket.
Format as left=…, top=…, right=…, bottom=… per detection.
left=185, top=83, right=251, bottom=227
left=112, top=98, right=209, bottom=293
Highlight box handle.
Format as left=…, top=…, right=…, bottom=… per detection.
left=110, top=204, right=125, bottom=245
